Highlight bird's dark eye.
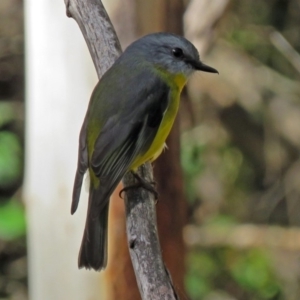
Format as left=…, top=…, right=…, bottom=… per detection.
left=172, top=47, right=184, bottom=58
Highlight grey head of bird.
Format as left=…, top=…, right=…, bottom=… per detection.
left=123, top=32, right=218, bottom=77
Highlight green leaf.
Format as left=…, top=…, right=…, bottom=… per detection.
left=0, top=200, right=26, bottom=240
left=0, top=131, right=22, bottom=189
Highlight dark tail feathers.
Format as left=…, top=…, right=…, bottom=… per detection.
left=78, top=193, right=109, bottom=271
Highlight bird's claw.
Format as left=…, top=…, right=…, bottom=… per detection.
left=119, top=172, right=158, bottom=200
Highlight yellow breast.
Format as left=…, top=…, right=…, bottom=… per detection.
left=130, top=72, right=187, bottom=170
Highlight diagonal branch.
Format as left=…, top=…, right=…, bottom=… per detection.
left=65, top=0, right=121, bottom=76
left=65, top=0, right=178, bottom=298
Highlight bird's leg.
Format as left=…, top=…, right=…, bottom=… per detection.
left=119, top=171, right=158, bottom=200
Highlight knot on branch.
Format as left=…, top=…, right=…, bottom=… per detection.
left=65, top=0, right=72, bottom=18
left=129, top=238, right=137, bottom=249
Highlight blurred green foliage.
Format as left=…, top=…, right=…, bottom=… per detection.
left=225, top=0, right=300, bottom=78
left=0, top=124, right=25, bottom=241
left=181, top=1, right=300, bottom=297
left=186, top=248, right=281, bottom=300
left=0, top=131, right=22, bottom=189
left=0, top=199, right=26, bottom=240
left=181, top=132, right=255, bottom=221
left=182, top=135, right=284, bottom=299
left=0, top=0, right=27, bottom=299
left=229, top=249, right=280, bottom=298
left=181, top=142, right=206, bottom=204
left=0, top=103, right=24, bottom=242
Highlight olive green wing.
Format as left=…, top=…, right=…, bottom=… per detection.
left=89, top=77, right=170, bottom=212
left=71, top=73, right=170, bottom=214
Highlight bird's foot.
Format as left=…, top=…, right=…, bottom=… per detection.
left=119, top=171, right=158, bottom=200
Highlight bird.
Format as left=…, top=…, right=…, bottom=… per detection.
left=71, top=32, right=218, bottom=271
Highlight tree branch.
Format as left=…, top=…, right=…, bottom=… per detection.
left=65, top=0, right=178, bottom=298
left=123, top=164, right=178, bottom=299
left=65, top=0, right=121, bottom=76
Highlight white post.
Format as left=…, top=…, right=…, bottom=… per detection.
left=24, top=0, right=105, bottom=299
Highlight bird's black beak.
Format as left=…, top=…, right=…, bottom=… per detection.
left=193, top=60, right=219, bottom=74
